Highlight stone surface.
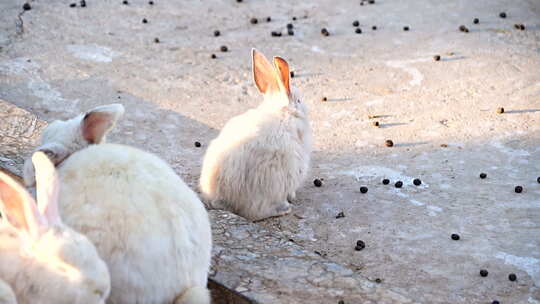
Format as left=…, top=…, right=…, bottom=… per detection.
left=0, top=0, right=539, bottom=303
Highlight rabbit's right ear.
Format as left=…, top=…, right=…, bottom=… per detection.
left=81, top=104, right=124, bottom=144
left=32, top=152, right=61, bottom=226
left=0, top=170, right=45, bottom=239
left=252, top=49, right=280, bottom=95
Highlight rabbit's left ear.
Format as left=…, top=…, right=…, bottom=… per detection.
left=273, top=56, right=292, bottom=98
left=32, top=152, right=61, bottom=226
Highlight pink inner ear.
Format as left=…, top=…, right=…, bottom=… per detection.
left=0, top=173, right=46, bottom=238
left=82, top=112, right=113, bottom=144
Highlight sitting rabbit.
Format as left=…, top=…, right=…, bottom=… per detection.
left=1, top=152, right=111, bottom=304
left=200, top=49, right=312, bottom=221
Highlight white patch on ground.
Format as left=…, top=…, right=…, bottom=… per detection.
left=491, top=141, right=530, bottom=163
left=426, top=205, right=443, bottom=216
left=331, top=110, right=350, bottom=120
left=67, top=44, right=119, bottom=62
left=409, top=199, right=425, bottom=206
left=365, top=99, right=383, bottom=106
left=0, top=58, right=77, bottom=112
left=494, top=252, right=540, bottom=286
left=341, top=166, right=429, bottom=187
left=385, top=59, right=428, bottom=86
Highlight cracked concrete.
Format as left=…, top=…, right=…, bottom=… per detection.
left=0, top=0, right=539, bottom=303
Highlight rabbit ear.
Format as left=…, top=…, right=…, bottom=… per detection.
left=0, top=170, right=46, bottom=239
left=252, top=49, right=281, bottom=95
left=32, top=152, right=61, bottom=226
left=81, top=104, right=124, bottom=144
left=273, top=56, right=292, bottom=98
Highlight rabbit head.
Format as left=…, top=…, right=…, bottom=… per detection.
left=252, top=49, right=308, bottom=120
left=1, top=152, right=111, bottom=304
left=23, top=104, right=124, bottom=186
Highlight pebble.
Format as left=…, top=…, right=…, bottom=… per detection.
left=353, top=20, right=360, bottom=27
left=499, top=12, right=507, bottom=18
left=355, top=240, right=366, bottom=251
left=360, top=186, right=368, bottom=193
left=142, top=18, right=148, bottom=24
left=403, top=26, right=409, bottom=31
left=321, top=28, right=330, bottom=36
left=250, top=17, right=258, bottom=24
left=336, top=211, right=345, bottom=219
left=214, top=30, right=220, bottom=37
left=451, top=233, right=460, bottom=240
left=413, top=178, right=422, bottom=186
left=385, top=139, right=394, bottom=147
left=23, top=3, right=31, bottom=10
left=313, top=179, right=322, bottom=187
left=459, top=25, right=469, bottom=33
left=434, top=55, right=441, bottom=61
left=194, top=141, right=201, bottom=148
left=355, top=28, right=362, bottom=34
left=508, top=273, right=517, bottom=281
left=496, top=107, right=504, bottom=114
left=473, top=18, right=479, bottom=24
left=211, top=54, right=217, bottom=59
left=514, top=186, right=523, bottom=193
left=480, top=269, right=488, bottom=277
left=372, top=121, right=379, bottom=127
left=220, top=45, right=228, bottom=52
left=480, top=173, right=487, bottom=179
left=382, top=179, right=390, bottom=185
left=395, top=181, right=403, bottom=188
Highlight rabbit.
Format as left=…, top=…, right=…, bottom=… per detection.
left=55, top=143, right=212, bottom=304
left=199, top=49, right=312, bottom=221
left=22, top=107, right=212, bottom=303
left=23, top=104, right=124, bottom=187
left=0, top=152, right=111, bottom=304
left=0, top=279, right=16, bottom=304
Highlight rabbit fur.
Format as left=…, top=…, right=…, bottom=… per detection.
left=23, top=105, right=212, bottom=303
left=0, top=152, right=111, bottom=304
left=199, top=49, right=312, bottom=221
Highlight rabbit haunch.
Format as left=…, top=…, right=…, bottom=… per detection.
left=0, top=152, right=110, bottom=304
left=55, top=143, right=212, bottom=304
left=200, top=49, right=312, bottom=221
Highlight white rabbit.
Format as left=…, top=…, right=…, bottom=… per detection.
left=23, top=104, right=124, bottom=187
left=56, top=143, right=212, bottom=304
left=0, top=152, right=111, bottom=304
left=0, top=279, right=16, bottom=304
left=199, top=49, right=312, bottom=221
left=23, top=107, right=212, bottom=303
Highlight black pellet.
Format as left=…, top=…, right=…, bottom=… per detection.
left=499, top=12, right=507, bottom=18
left=271, top=31, right=282, bottom=37
left=372, top=121, right=379, bottom=127
left=122, top=0, right=128, bottom=4
left=459, top=25, right=469, bottom=33
left=451, top=233, right=460, bottom=240
left=537, top=176, right=540, bottom=183
left=313, top=179, right=322, bottom=187
left=434, top=55, right=441, bottom=61
left=515, top=186, right=523, bottom=193
left=353, top=20, right=359, bottom=27
left=70, top=3, right=77, bottom=7
left=403, top=26, right=409, bottom=31
left=473, top=18, right=479, bottom=24
left=355, top=240, right=365, bottom=250
left=336, top=211, right=345, bottom=219
left=382, top=179, right=390, bottom=185
left=322, top=97, right=327, bottom=102
left=508, top=273, right=517, bottom=281
left=355, top=28, right=362, bottom=34
left=321, top=28, right=329, bottom=36
left=211, top=54, right=217, bottom=59
left=372, top=26, right=377, bottom=30
left=287, top=29, right=294, bottom=36
left=250, top=17, right=258, bottom=24
left=368, top=0, right=375, bottom=3
left=194, top=141, right=201, bottom=148
left=413, top=178, right=422, bottom=186
left=385, top=140, right=394, bottom=147
left=149, top=1, right=154, bottom=4
left=220, top=45, right=228, bottom=52
left=480, top=173, right=487, bottom=179
left=360, top=186, right=368, bottom=193
left=266, top=17, right=271, bottom=22
left=23, top=3, right=31, bottom=10
left=213, top=30, right=220, bottom=37
left=154, top=37, right=160, bottom=43
left=290, top=71, right=295, bottom=78
left=497, top=107, right=505, bottom=114
left=480, top=269, right=488, bottom=277
left=395, top=181, right=403, bottom=188
left=80, top=0, right=86, bottom=7
left=142, top=18, right=148, bottom=24
left=287, top=23, right=293, bottom=29
left=292, top=16, right=297, bottom=21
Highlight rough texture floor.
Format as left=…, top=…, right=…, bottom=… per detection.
left=0, top=0, right=539, bottom=303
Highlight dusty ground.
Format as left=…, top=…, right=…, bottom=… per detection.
left=0, top=0, right=539, bottom=303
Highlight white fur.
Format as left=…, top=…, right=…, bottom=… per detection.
left=0, top=152, right=111, bottom=304
left=56, top=143, right=212, bottom=304
left=23, top=104, right=124, bottom=187
left=0, top=279, right=16, bottom=304
left=199, top=49, right=312, bottom=221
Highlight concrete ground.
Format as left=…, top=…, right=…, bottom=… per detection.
left=0, top=0, right=539, bottom=303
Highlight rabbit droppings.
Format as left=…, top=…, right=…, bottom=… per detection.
left=200, top=49, right=312, bottom=221
left=0, top=152, right=111, bottom=304
left=23, top=106, right=212, bottom=304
